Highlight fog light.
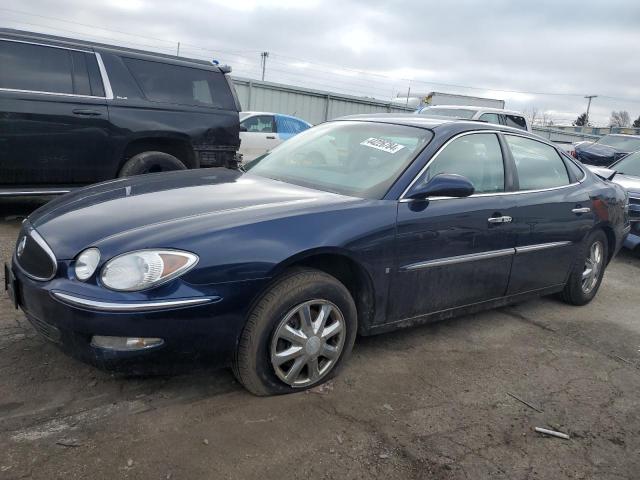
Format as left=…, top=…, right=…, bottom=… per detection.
left=90, top=335, right=164, bottom=351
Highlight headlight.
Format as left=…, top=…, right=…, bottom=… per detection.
left=101, top=250, right=198, bottom=292
left=75, top=248, right=101, bottom=281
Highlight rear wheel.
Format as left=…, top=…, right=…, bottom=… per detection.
left=118, top=151, right=187, bottom=177
left=233, top=268, right=357, bottom=396
left=561, top=229, right=608, bottom=306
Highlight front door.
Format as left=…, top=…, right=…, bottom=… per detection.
left=388, top=132, right=516, bottom=321
left=239, top=114, right=279, bottom=161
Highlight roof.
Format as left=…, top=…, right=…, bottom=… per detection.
left=0, top=28, right=226, bottom=72
left=334, top=113, right=539, bottom=136
left=603, top=133, right=640, bottom=139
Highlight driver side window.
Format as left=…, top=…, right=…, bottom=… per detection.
left=413, top=133, right=505, bottom=194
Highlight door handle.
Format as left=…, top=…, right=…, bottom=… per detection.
left=488, top=216, right=513, bottom=224
left=266, top=135, right=276, bottom=139
left=72, top=109, right=102, bottom=116
left=571, top=207, right=591, bottom=214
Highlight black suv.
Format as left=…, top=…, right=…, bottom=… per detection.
left=0, top=29, right=241, bottom=196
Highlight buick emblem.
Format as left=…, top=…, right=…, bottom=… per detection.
left=16, top=236, right=27, bottom=258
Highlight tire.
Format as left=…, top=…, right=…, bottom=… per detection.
left=118, top=151, right=187, bottom=178
left=560, top=229, right=608, bottom=306
left=233, top=268, right=357, bottom=396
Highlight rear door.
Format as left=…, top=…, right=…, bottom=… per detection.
left=502, top=134, right=592, bottom=294
left=388, top=132, right=517, bottom=321
left=239, top=114, right=279, bottom=161
left=0, top=39, right=111, bottom=185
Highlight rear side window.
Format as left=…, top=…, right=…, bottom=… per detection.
left=241, top=115, right=275, bottom=133
left=505, top=115, right=527, bottom=130
left=0, top=40, right=73, bottom=94
left=276, top=116, right=310, bottom=134
left=415, top=133, right=505, bottom=194
left=479, top=113, right=501, bottom=125
left=124, top=57, right=235, bottom=109
left=506, top=135, right=570, bottom=190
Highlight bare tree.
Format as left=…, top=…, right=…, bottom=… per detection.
left=526, top=106, right=539, bottom=126
left=633, top=115, right=640, bottom=128
left=609, top=110, right=631, bottom=128
left=573, top=113, right=588, bottom=126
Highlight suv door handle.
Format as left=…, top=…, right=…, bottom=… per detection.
left=488, top=216, right=512, bottom=224
left=72, top=109, right=102, bottom=116
left=572, top=207, right=591, bottom=214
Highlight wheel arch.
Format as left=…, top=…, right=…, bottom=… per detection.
left=267, top=248, right=376, bottom=335
left=119, top=135, right=196, bottom=173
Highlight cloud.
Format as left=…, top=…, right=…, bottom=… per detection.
left=3, top=0, right=639, bottom=125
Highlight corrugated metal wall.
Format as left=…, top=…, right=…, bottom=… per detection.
left=232, top=77, right=413, bottom=125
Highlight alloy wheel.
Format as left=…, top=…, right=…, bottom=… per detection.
left=270, top=299, right=345, bottom=387
left=582, top=240, right=604, bottom=294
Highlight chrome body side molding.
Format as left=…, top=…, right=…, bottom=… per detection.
left=401, top=241, right=573, bottom=271
left=52, top=292, right=219, bottom=312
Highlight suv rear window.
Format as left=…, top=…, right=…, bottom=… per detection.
left=505, top=115, right=527, bottom=130
left=124, top=57, right=235, bottom=109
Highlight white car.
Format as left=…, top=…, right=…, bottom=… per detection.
left=416, top=105, right=531, bottom=132
left=239, top=112, right=312, bottom=162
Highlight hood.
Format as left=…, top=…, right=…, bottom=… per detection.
left=29, top=169, right=356, bottom=259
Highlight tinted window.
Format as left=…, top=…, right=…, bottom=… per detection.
left=506, top=135, right=570, bottom=190
left=413, top=133, right=505, bottom=194
left=505, top=115, right=527, bottom=130
left=70, top=51, right=91, bottom=96
left=124, top=57, right=235, bottom=109
left=0, top=40, right=73, bottom=94
left=241, top=115, right=275, bottom=133
left=86, top=54, right=105, bottom=97
left=249, top=121, right=432, bottom=199
left=479, top=113, right=501, bottom=124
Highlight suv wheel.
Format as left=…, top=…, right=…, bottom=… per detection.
left=233, top=268, right=357, bottom=396
left=118, top=151, right=187, bottom=177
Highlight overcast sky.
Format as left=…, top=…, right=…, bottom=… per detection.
left=3, top=0, right=640, bottom=125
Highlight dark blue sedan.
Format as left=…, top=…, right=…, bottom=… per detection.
left=6, top=115, right=630, bottom=395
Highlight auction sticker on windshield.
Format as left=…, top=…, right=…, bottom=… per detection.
left=360, top=138, right=406, bottom=154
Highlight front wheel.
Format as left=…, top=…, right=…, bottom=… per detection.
left=560, top=229, right=608, bottom=306
left=233, top=269, right=357, bottom=396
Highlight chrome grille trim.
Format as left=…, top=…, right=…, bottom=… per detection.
left=15, top=227, right=58, bottom=281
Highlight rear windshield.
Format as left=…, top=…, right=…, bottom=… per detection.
left=418, top=108, right=477, bottom=119
left=124, top=57, right=235, bottom=110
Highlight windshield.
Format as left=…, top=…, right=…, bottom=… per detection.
left=613, top=151, right=640, bottom=177
left=418, top=107, right=477, bottom=119
left=597, top=135, right=640, bottom=151
left=247, top=121, right=433, bottom=199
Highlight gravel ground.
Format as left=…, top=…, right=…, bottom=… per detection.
left=1, top=198, right=639, bottom=479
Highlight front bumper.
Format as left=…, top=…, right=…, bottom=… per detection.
left=624, top=230, right=640, bottom=250
left=7, top=260, right=264, bottom=369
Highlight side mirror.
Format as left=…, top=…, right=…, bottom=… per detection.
left=406, top=173, right=475, bottom=199
left=240, top=125, right=248, bottom=132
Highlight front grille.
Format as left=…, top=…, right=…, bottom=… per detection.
left=15, top=228, right=57, bottom=281
left=27, top=314, right=61, bottom=344
left=629, top=196, right=640, bottom=206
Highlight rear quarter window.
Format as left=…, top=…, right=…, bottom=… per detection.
left=505, top=115, right=528, bottom=130
left=123, top=57, right=235, bottom=110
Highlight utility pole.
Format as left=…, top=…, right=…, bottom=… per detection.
left=260, top=51, right=269, bottom=81
left=176, top=42, right=180, bottom=56
left=405, top=80, right=411, bottom=108
left=584, top=95, right=597, bottom=126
